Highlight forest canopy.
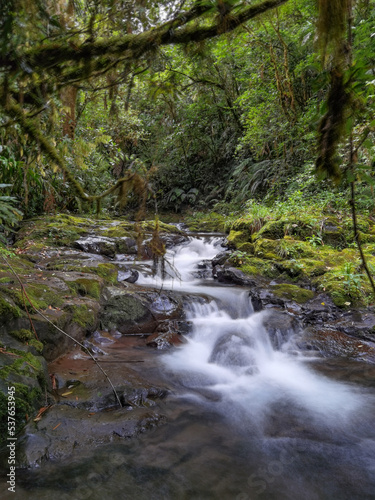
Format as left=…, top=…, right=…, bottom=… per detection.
left=0, top=0, right=374, bottom=216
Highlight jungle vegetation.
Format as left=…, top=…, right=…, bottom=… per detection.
left=0, top=0, right=374, bottom=224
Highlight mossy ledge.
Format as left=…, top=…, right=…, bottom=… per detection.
left=188, top=209, right=375, bottom=308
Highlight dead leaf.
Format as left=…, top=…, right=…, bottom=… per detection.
left=34, top=405, right=52, bottom=422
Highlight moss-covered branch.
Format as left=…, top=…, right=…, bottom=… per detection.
left=6, top=0, right=289, bottom=83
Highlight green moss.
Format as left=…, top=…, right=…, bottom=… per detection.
left=253, top=239, right=280, bottom=259
left=357, top=232, right=375, bottom=244
left=257, top=220, right=285, bottom=240
left=100, top=225, right=135, bottom=238
left=227, top=230, right=249, bottom=248
left=0, top=350, right=44, bottom=380
left=240, top=258, right=279, bottom=278
left=141, top=220, right=183, bottom=234
left=0, top=347, right=47, bottom=440
left=274, top=260, right=305, bottom=278
left=363, top=243, right=375, bottom=256
left=185, top=212, right=226, bottom=232
left=10, top=329, right=34, bottom=342
left=65, top=304, right=96, bottom=329
left=0, top=295, right=21, bottom=323
left=93, top=263, right=118, bottom=284
left=68, top=278, right=101, bottom=299
left=2, top=283, right=64, bottom=312
left=297, top=259, right=327, bottom=277
left=9, top=329, right=44, bottom=353
left=237, top=242, right=254, bottom=254
left=0, top=276, right=14, bottom=284
left=0, top=382, right=43, bottom=442
left=276, top=238, right=317, bottom=259
left=270, top=284, right=314, bottom=303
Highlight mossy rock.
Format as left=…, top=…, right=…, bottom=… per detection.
left=64, top=303, right=97, bottom=329
left=80, top=263, right=118, bottom=285
left=100, top=226, right=135, bottom=238
left=0, top=347, right=48, bottom=442
left=270, top=284, right=314, bottom=304
left=227, top=230, right=250, bottom=248
left=9, top=329, right=44, bottom=353
left=231, top=216, right=264, bottom=233
left=273, top=260, right=304, bottom=279
left=68, top=278, right=101, bottom=299
left=237, top=242, right=254, bottom=254
left=343, top=216, right=370, bottom=237
left=0, top=295, right=21, bottom=324
left=186, top=212, right=226, bottom=232
left=275, top=238, right=317, bottom=259
left=363, top=243, right=375, bottom=258
left=357, top=232, right=375, bottom=244
left=297, top=259, right=327, bottom=277
left=240, top=258, right=279, bottom=279
left=257, top=220, right=285, bottom=240
left=100, top=288, right=152, bottom=331
left=2, top=283, right=64, bottom=312
left=253, top=238, right=280, bottom=260
left=256, top=218, right=315, bottom=241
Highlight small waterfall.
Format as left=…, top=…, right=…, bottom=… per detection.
left=137, top=235, right=224, bottom=286
left=154, top=236, right=367, bottom=431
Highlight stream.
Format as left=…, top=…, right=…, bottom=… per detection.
left=4, top=233, right=375, bottom=499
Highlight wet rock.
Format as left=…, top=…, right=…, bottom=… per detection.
left=15, top=433, right=51, bottom=468
left=118, top=267, right=139, bottom=283
left=116, top=237, right=138, bottom=254
left=300, top=294, right=339, bottom=325
left=82, top=339, right=108, bottom=355
left=249, top=287, right=285, bottom=309
left=160, top=233, right=189, bottom=248
left=262, top=311, right=300, bottom=350
left=192, top=260, right=212, bottom=279
left=14, top=404, right=167, bottom=467
left=146, top=320, right=186, bottom=349
left=212, top=251, right=230, bottom=267
left=209, top=332, right=257, bottom=371
left=73, top=236, right=117, bottom=257
left=215, top=266, right=257, bottom=286
left=297, top=327, right=375, bottom=362
left=330, top=309, right=375, bottom=342
left=100, top=287, right=153, bottom=334
left=120, top=387, right=168, bottom=407
left=150, top=293, right=179, bottom=315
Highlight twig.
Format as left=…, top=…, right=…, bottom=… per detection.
left=349, top=135, right=375, bottom=296
left=2, top=254, right=123, bottom=408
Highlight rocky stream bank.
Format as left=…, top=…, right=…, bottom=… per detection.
left=1, top=213, right=375, bottom=469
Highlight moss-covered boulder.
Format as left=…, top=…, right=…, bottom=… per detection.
left=257, top=220, right=285, bottom=240
left=0, top=332, right=50, bottom=443
left=100, top=287, right=154, bottom=333
left=227, top=230, right=250, bottom=248
left=270, top=284, right=315, bottom=304
left=253, top=238, right=280, bottom=260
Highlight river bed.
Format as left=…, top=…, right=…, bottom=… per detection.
left=3, top=233, right=375, bottom=500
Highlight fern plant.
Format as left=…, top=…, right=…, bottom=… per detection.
left=0, top=184, right=23, bottom=243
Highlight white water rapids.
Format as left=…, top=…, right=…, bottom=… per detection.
left=137, top=235, right=370, bottom=432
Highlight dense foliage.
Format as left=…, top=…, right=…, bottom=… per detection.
left=0, top=0, right=374, bottom=219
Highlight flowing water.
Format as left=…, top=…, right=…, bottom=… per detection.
left=5, top=234, right=375, bottom=499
